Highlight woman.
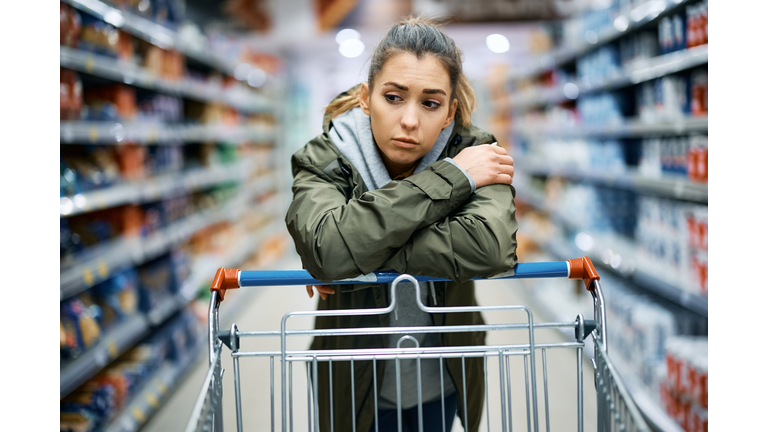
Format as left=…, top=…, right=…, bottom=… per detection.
left=285, top=16, right=518, bottom=432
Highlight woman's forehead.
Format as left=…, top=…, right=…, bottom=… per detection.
left=376, top=52, right=451, bottom=93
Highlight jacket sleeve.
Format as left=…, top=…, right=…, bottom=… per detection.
left=285, top=158, right=475, bottom=282
left=379, top=183, right=519, bottom=283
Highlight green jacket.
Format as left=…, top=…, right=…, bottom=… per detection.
left=285, top=86, right=519, bottom=431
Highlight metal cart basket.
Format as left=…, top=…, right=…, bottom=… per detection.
left=185, top=256, right=651, bottom=432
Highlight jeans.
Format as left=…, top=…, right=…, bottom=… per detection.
left=370, top=393, right=458, bottom=432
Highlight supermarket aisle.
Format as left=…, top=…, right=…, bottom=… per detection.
left=145, top=252, right=596, bottom=431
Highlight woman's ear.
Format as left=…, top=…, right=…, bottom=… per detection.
left=443, top=98, right=458, bottom=129
left=359, top=82, right=371, bottom=116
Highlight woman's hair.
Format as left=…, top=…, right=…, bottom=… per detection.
left=325, top=16, right=477, bottom=127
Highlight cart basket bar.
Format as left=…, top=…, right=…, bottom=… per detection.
left=211, top=257, right=600, bottom=302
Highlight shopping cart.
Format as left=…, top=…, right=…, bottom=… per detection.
left=185, top=257, right=651, bottom=432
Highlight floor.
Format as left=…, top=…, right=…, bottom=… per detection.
left=144, top=252, right=597, bottom=432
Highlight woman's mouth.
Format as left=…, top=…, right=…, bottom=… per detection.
left=392, top=138, right=418, bottom=149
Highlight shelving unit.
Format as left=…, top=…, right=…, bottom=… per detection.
left=62, top=0, right=241, bottom=75
left=513, top=115, right=707, bottom=138
left=60, top=46, right=274, bottom=113
left=512, top=45, right=707, bottom=111
left=59, top=1, right=289, bottom=430
left=499, top=0, right=708, bottom=429
left=521, top=162, right=707, bottom=202
left=510, top=0, right=699, bottom=82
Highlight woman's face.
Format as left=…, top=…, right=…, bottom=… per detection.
left=360, top=52, right=457, bottom=176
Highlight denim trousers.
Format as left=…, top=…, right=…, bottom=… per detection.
left=369, top=393, right=458, bottom=432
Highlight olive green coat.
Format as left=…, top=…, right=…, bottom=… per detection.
left=285, top=87, right=519, bottom=431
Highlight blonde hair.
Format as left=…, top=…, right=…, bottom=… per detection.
left=325, top=16, right=477, bottom=127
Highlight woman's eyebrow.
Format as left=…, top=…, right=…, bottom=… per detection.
left=382, top=81, right=447, bottom=96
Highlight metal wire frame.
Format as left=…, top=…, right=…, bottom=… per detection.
left=186, top=273, right=653, bottom=432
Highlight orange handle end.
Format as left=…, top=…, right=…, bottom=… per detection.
left=568, top=257, right=600, bottom=293
left=211, top=267, right=240, bottom=303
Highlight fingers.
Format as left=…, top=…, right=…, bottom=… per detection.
left=306, top=285, right=335, bottom=300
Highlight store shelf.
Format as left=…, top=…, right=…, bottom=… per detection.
left=60, top=121, right=276, bottom=144
left=61, top=313, right=150, bottom=398
left=60, top=46, right=274, bottom=113
left=512, top=44, right=708, bottom=110
left=515, top=186, right=708, bottom=317
left=62, top=0, right=239, bottom=76
left=60, top=158, right=261, bottom=217
left=103, top=335, right=205, bottom=432
left=520, top=163, right=708, bottom=203
left=60, top=218, right=280, bottom=399
left=516, top=250, right=683, bottom=432
left=611, top=358, right=685, bottom=432
left=509, top=0, right=696, bottom=82
left=513, top=116, right=707, bottom=139
left=60, top=175, right=277, bottom=301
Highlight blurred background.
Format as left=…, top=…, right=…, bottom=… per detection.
left=59, top=0, right=707, bottom=430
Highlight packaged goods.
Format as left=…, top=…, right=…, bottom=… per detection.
left=137, top=254, right=178, bottom=312
left=637, top=74, right=689, bottom=122
left=662, top=336, right=708, bottom=431
left=577, top=93, right=626, bottom=126
left=60, top=69, right=83, bottom=121
left=687, top=135, right=708, bottom=183
left=114, top=143, right=147, bottom=180
left=576, top=45, right=620, bottom=83
left=686, top=1, right=708, bottom=48
left=690, top=69, right=707, bottom=117
left=658, top=13, right=686, bottom=54
left=78, top=11, right=121, bottom=58
left=136, top=94, right=183, bottom=123
left=619, top=31, right=658, bottom=66
left=61, top=296, right=102, bottom=360
left=60, top=3, right=82, bottom=48
left=92, top=269, right=140, bottom=330
left=83, top=85, right=137, bottom=121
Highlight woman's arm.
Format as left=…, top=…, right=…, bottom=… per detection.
left=379, top=183, right=518, bottom=283
left=285, top=159, right=475, bottom=282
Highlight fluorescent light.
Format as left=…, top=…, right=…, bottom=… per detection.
left=336, top=28, right=361, bottom=45
left=247, top=68, right=267, bottom=87
left=563, top=83, right=580, bottom=100
left=486, top=34, right=510, bottom=53
left=339, top=39, right=365, bottom=58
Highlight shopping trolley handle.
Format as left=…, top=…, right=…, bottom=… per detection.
left=210, top=257, right=601, bottom=303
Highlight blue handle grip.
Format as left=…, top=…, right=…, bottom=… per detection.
left=238, top=261, right=569, bottom=287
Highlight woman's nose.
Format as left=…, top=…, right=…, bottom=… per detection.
left=400, top=102, right=419, bottom=130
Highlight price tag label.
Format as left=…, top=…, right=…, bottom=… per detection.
left=132, top=407, right=146, bottom=423
left=145, top=392, right=159, bottom=408
left=97, top=261, right=109, bottom=279
left=89, top=127, right=98, bottom=143
left=83, top=268, right=94, bottom=286
left=85, top=56, right=95, bottom=73
left=147, top=129, right=157, bottom=144
left=155, top=379, right=168, bottom=395
left=107, top=340, right=119, bottom=359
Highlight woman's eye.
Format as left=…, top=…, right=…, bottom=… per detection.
left=384, top=94, right=401, bottom=103
left=423, top=100, right=441, bottom=109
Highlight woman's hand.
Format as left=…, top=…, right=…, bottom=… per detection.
left=306, top=285, right=335, bottom=300
left=452, top=143, right=514, bottom=188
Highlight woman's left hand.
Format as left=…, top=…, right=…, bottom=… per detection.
left=306, top=285, right=335, bottom=300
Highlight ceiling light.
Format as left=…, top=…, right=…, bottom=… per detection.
left=486, top=34, right=510, bottom=53
left=339, top=39, right=365, bottom=58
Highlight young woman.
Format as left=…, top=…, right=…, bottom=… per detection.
left=285, top=17, right=518, bottom=432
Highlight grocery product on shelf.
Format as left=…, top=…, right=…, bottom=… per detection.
left=60, top=69, right=83, bottom=121
left=61, top=295, right=103, bottom=360
left=61, top=307, right=202, bottom=432
left=484, top=0, right=708, bottom=428
left=635, top=195, right=707, bottom=296
left=661, top=336, right=708, bottom=431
